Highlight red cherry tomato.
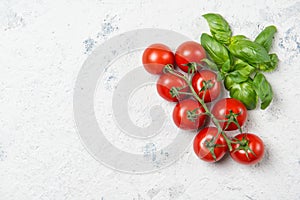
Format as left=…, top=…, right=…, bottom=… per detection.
left=142, top=43, right=175, bottom=75
left=192, top=70, right=221, bottom=102
left=211, top=98, right=247, bottom=131
left=175, top=41, right=206, bottom=72
left=156, top=72, right=189, bottom=102
left=193, top=127, right=228, bottom=162
left=230, top=133, right=264, bottom=165
left=172, top=99, right=207, bottom=130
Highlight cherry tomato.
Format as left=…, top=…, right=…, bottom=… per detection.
left=172, top=99, right=207, bottom=130
left=156, top=72, right=189, bottom=102
left=193, top=127, right=228, bottom=162
left=192, top=70, right=221, bottom=102
left=211, top=98, right=247, bottom=131
left=175, top=41, right=206, bottom=73
left=230, top=133, right=264, bottom=165
left=142, top=43, right=175, bottom=75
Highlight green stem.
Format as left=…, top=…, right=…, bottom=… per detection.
left=177, top=85, right=189, bottom=90
left=177, top=91, right=194, bottom=96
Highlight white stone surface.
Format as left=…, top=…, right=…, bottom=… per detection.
left=0, top=0, right=300, bottom=199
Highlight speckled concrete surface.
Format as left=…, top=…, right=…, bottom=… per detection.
left=0, top=0, right=300, bottom=199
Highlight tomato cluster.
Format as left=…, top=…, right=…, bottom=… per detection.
left=142, top=41, right=264, bottom=165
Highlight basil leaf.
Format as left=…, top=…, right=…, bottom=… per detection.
left=227, top=59, right=255, bottom=83
left=203, top=13, right=232, bottom=45
left=224, top=75, right=235, bottom=90
left=231, top=35, right=248, bottom=43
left=257, top=53, right=279, bottom=72
left=229, top=80, right=258, bottom=110
left=254, top=25, right=277, bottom=52
left=253, top=73, right=273, bottom=109
left=221, top=59, right=232, bottom=73
left=202, top=58, right=219, bottom=71
left=269, top=53, right=279, bottom=70
left=229, top=39, right=271, bottom=64
left=201, top=33, right=230, bottom=66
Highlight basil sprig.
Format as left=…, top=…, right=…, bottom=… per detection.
left=201, top=13, right=278, bottom=110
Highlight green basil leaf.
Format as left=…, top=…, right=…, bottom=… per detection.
left=201, top=33, right=230, bottom=66
left=230, top=35, right=248, bottom=44
left=203, top=13, right=232, bottom=45
left=201, top=58, right=219, bottom=71
left=221, top=59, right=232, bottom=73
left=224, top=75, right=235, bottom=90
left=227, top=59, right=256, bottom=83
left=254, top=25, right=277, bottom=52
left=253, top=73, right=273, bottom=109
left=257, top=53, right=279, bottom=72
left=269, top=53, right=279, bottom=70
left=229, top=80, right=258, bottom=110
left=228, top=39, right=271, bottom=64
left=257, top=63, right=270, bottom=72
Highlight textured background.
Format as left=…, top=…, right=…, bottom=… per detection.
left=1, top=0, right=300, bottom=199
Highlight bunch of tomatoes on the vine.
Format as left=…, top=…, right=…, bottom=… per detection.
left=142, top=42, right=264, bottom=165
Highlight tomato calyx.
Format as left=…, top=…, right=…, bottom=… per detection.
left=169, top=87, right=181, bottom=98
left=232, top=135, right=257, bottom=160
left=224, top=110, right=243, bottom=132
left=187, top=108, right=201, bottom=122
left=211, top=126, right=233, bottom=152
left=182, top=62, right=201, bottom=74
left=199, top=80, right=215, bottom=92
left=204, top=138, right=226, bottom=161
